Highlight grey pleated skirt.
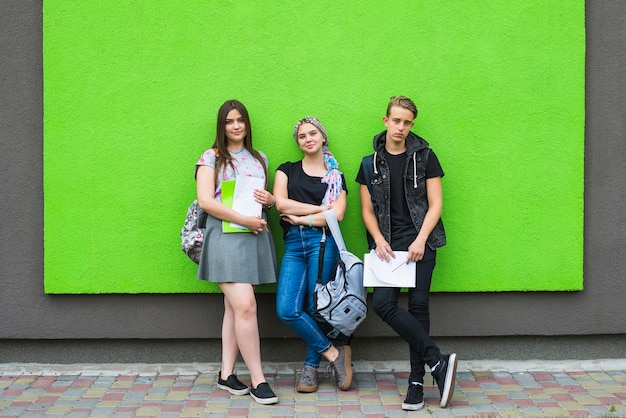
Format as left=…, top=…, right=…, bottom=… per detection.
left=197, top=214, right=277, bottom=285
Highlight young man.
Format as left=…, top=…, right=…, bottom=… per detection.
left=356, top=96, right=458, bottom=410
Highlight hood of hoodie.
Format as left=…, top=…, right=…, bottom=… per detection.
left=372, top=130, right=430, bottom=154
left=371, top=131, right=431, bottom=188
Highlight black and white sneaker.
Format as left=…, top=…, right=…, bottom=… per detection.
left=402, top=381, right=424, bottom=411
left=431, top=353, right=458, bottom=408
left=250, top=382, right=278, bottom=405
left=216, top=372, right=250, bottom=395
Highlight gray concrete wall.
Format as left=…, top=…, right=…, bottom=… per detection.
left=1, top=1, right=625, bottom=362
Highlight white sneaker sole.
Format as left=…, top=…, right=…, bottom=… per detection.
left=216, top=382, right=250, bottom=396
left=250, top=393, right=278, bottom=405
left=440, top=353, right=458, bottom=408
left=402, top=401, right=425, bottom=411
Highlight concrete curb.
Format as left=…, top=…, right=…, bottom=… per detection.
left=1, top=359, right=626, bottom=375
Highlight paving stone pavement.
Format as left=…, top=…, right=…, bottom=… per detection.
left=1, top=360, right=625, bottom=417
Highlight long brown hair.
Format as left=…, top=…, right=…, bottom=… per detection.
left=211, top=100, right=268, bottom=187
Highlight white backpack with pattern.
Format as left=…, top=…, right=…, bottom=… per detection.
left=180, top=199, right=207, bottom=264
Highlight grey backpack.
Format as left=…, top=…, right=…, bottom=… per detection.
left=313, top=210, right=367, bottom=340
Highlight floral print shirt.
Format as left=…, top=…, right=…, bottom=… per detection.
left=196, top=148, right=267, bottom=202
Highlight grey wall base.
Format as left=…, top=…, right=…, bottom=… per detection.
left=1, top=335, right=625, bottom=364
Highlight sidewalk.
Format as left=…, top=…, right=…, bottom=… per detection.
left=1, top=360, right=625, bottom=417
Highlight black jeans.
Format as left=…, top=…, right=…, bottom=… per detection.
left=371, top=235, right=440, bottom=383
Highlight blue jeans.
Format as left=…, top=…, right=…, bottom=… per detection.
left=371, top=234, right=440, bottom=383
left=276, top=225, right=339, bottom=368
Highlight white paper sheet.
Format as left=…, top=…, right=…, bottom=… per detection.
left=229, top=175, right=264, bottom=230
left=363, top=250, right=416, bottom=287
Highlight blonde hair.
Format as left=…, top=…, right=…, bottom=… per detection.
left=386, top=96, right=418, bottom=119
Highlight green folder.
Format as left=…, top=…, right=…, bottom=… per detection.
left=221, top=179, right=251, bottom=233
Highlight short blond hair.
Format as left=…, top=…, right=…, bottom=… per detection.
left=386, top=96, right=418, bottom=119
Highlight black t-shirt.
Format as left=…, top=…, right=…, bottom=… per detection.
left=387, top=151, right=416, bottom=240
left=356, top=148, right=444, bottom=241
left=277, top=161, right=348, bottom=233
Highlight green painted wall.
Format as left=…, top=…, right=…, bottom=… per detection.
left=43, top=1, right=585, bottom=294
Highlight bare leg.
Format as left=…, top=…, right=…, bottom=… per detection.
left=219, top=282, right=266, bottom=388
left=322, top=346, right=339, bottom=362
left=219, top=294, right=239, bottom=379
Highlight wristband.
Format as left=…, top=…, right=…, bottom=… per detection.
left=308, top=214, right=313, bottom=227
